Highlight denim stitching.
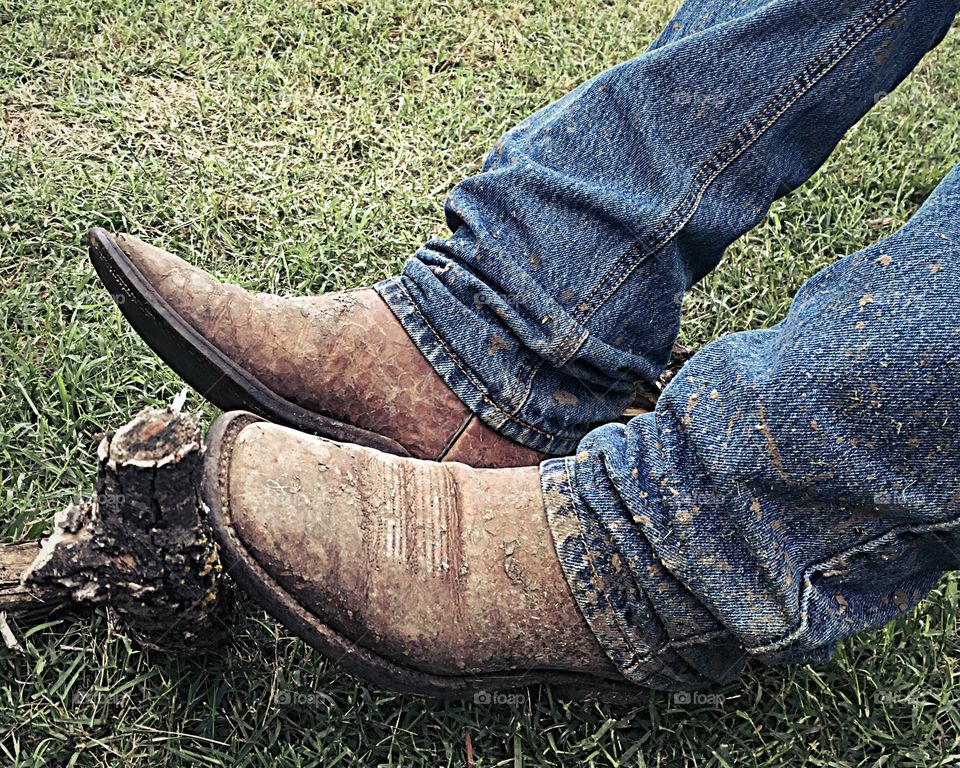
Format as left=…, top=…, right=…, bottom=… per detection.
left=392, top=279, right=579, bottom=441
left=745, top=510, right=960, bottom=656
left=550, top=0, right=911, bottom=369
left=575, top=0, right=908, bottom=324
left=499, top=325, right=590, bottom=447
left=552, top=326, right=592, bottom=373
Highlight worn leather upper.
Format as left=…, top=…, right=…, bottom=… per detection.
left=222, top=420, right=615, bottom=676
left=114, top=233, right=543, bottom=467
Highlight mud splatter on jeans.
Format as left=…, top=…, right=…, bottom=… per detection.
left=377, top=0, right=960, bottom=686
left=544, top=164, right=960, bottom=688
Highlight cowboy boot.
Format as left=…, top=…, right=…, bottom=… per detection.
left=88, top=228, right=541, bottom=467
left=204, top=411, right=639, bottom=701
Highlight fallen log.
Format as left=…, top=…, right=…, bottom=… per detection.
left=1, top=404, right=241, bottom=652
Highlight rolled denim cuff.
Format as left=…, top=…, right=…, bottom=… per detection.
left=376, top=274, right=606, bottom=455
left=540, top=455, right=731, bottom=691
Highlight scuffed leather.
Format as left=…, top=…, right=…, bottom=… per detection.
left=115, top=233, right=536, bottom=466
left=224, top=421, right=616, bottom=676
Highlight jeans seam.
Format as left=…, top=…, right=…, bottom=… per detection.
left=508, top=327, right=590, bottom=439
left=393, top=279, right=581, bottom=442
left=552, top=326, right=591, bottom=370
left=505, top=343, right=540, bottom=420
left=550, top=0, right=912, bottom=369
left=744, top=510, right=960, bottom=656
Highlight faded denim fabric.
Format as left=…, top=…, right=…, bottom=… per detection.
left=378, top=0, right=958, bottom=455
left=543, top=162, right=960, bottom=688
left=375, top=0, right=960, bottom=687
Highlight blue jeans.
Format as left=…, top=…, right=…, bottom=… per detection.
left=377, top=0, right=960, bottom=689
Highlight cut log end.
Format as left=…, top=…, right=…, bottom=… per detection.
left=16, top=405, right=243, bottom=653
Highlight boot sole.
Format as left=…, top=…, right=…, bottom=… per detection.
left=87, top=227, right=409, bottom=457
left=203, top=410, right=648, bottom=703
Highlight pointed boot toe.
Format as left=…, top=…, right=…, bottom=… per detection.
left=89, top=228, right=543, bottom=467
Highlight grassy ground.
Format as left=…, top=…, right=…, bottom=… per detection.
left=2, top=0, right=960, bottom=765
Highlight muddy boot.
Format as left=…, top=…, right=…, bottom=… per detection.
left=88, top=228, right=542, bottom=467
left=204, top=411, right=638, bottom=700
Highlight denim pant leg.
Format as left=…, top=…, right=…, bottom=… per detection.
left=377, top=0, right=958, bottom=455
left=542, top=162, right=960, bottom=691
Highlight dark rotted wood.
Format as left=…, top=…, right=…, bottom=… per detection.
left=0, top=540, right=51, bottom=621
left=12, top=406, right=242, bottom=652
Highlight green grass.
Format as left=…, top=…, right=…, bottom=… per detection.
left=2, top=0, right=960, bottom=764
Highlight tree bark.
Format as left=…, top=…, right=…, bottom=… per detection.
left=0, top=541, right=46, bottom=620
left=2, top=405, right=241, bottom=652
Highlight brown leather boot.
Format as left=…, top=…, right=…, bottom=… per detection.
left=204, top=411, right=638, bottom=700
left=88, top=228, right=541, bottom=467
